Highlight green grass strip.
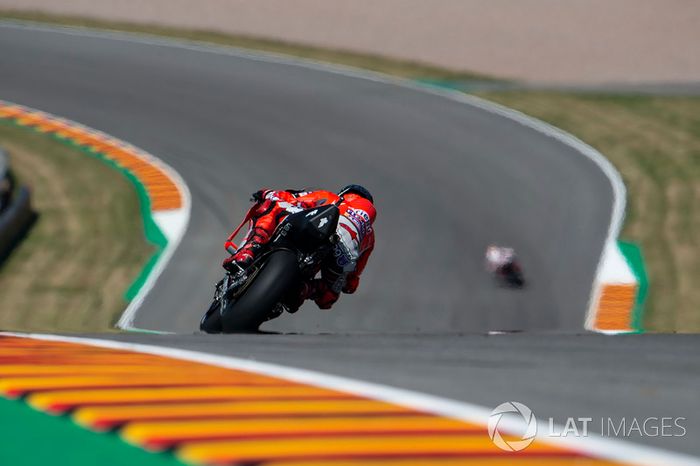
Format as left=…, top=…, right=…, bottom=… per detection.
left=0, top=397, right=187, bottom=466
left=0, top=117, right=167, bottom=305
left=71, top=144, right=168, bottom=302
left=50, top=134, right=168, bottom=302
left=619, top=240, right=649, bottom=332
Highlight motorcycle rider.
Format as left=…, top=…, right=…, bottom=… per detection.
left=485, top=245, right=517, bottom=274
left=223, top=185, right=376, bottom=311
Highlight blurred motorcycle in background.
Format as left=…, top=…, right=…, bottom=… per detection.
left=485, top=245, right=525, bottom=288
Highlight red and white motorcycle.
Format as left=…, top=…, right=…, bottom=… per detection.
left=485, top=245, right=525, bottom=288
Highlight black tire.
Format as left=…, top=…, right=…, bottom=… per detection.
left=199, top=300, right=223, bottom=333
left=220, top=250, right=300, bottom=332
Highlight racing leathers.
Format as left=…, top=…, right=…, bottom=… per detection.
left=223, top=189, right=376, bottom=310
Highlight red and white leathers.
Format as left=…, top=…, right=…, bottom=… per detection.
left=223, top=189, right=376, bottom=310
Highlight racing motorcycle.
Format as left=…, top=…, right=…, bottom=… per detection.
left=200, top=200, right=341, bottom=333
left=485, top=245, right=525, bottom=288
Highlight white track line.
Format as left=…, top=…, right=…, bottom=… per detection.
left=2, top=331, right=697, bottom=465
left=116, top=190, right=191, bottom=332
left=0, top=20, right=626, bottom=331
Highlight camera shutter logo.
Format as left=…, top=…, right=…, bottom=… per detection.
left=488, top=401, right=537, bottom=451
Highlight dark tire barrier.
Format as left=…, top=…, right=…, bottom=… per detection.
left=0, top=147, right=36, bottom=263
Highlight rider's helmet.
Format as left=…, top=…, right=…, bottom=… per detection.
left=338, top=184, right=373, bottom=203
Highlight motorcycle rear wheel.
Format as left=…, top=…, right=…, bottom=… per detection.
left=220, top=250, right=300, bottom=332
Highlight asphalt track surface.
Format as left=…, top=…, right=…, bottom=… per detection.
left=0, top=23, right=614, bottom=333
left=2, top=23, right=699, bottom=457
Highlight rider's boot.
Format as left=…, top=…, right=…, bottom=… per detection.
left=223, top=226, right=270, bottom=271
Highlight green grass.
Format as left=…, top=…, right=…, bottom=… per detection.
left=0, top=397, right=186, bottom=466
left=477, top=92, right=700, bottom=332
left=0, top=10, right=499, bottom=82
left=0, top=123, right=154, bottom=332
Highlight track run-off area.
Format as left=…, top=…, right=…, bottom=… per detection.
left=1, top=21, right=699, bottom=463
